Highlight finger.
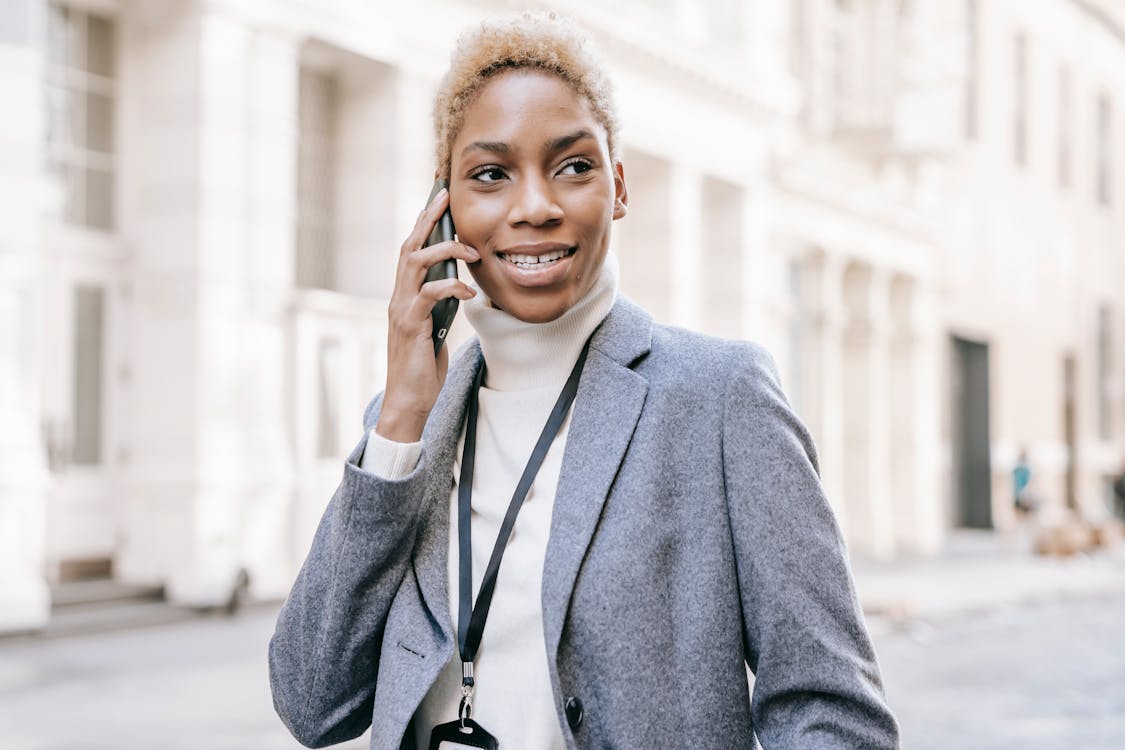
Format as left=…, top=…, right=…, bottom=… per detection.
left=418, top=278, right=478, bottom=305
left=404, top=242, right=481, bottom=278
left=390, top=241, right=477, bottom=310
left=403, top=279, right=477, bottom=321
left=399, top=187, right=450, bottom=257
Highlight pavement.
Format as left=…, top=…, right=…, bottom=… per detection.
left=2, top=527, right=1123, bottom=750
left=851, top=527, right=1125, bottom=632
left=11, top=527, right=1125, bottom=642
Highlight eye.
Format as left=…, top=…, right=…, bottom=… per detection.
left=470, top=166, right=507, bottom=183
left=558, top=158, right=594, bottom=176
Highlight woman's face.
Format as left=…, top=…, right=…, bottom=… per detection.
left=449, top=69, right=627, bottom=324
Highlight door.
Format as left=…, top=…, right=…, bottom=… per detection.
left=42, top=252, right=122, bottom=582
left=951, top=336, right=992, bottom=529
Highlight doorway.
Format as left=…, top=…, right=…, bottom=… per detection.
left=42, top=253, right=123, bottom=584
left=951, top=336, right=992, bottom=528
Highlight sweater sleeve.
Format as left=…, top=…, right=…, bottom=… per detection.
left=360, top=429, right=424, bottom=479
left=268, top=393, right=429, bottom=748
left=721, top=345, right=900, bottom=749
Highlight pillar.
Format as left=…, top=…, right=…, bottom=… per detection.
left=668, top=163, right=703, bottom=331
left=0, top=0, right=50, bottom=631
left=741, top=183, right=778, bottom=348
left=117, top=2, right=256, bottom=606
left=804, top=251, right=848, bottom=534
left=842, top=263, right=896, bottom=558
left=238, top=27, right=300, bottom=599
left=701, top=177, right=744, bottom=341
left=890, top=275, right=943, bottom=554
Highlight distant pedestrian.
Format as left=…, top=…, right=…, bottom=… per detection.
left=1112, top=458, right=1125, bottom=520
left=1013, top=448, right=1037, bottom=515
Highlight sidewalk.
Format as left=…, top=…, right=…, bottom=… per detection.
left=851, top=528, right=1125, bottom=628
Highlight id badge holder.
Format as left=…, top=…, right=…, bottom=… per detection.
left=427, top=718, right=499, bottom=750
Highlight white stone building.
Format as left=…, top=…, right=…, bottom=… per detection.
left=1, top=0, right=1122, bottom=632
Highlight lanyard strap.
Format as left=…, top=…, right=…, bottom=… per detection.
left=456, top=340, right=592, bottom=690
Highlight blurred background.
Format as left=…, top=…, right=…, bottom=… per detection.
left=0, top=0, right=1123, bottom=747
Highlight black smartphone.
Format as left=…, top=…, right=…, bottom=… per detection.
left=423, top=179, right=459, bottom=355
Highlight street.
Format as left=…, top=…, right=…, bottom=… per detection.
left=873, top=592, right=1125, bottom=750
left=1, top=594, right=1124, bottom=749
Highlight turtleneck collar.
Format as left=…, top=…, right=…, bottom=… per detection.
left=463, top=252, right=619, bottom=391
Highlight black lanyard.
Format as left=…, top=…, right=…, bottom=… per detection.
left=454, top=339, right=591, bottom=722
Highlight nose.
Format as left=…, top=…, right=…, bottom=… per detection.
left=508, top=173, right=563, bottom=227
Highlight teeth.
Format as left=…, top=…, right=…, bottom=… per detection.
left=501, top=248, right=572, bottom=268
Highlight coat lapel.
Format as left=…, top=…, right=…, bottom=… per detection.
left=542, top=298, right=653, bottom=660
left=412, top=341, right=483, bottom=640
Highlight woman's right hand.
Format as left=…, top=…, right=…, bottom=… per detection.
left=376, top=187, right=479, bottom=443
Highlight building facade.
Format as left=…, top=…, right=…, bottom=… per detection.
left=1, top=0, right=1122, bottom=632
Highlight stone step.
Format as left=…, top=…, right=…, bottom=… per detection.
left=51, top=579, right=165, bottom=609
left=6, top=579, right=192, bottom=640
left=42, top=598, right=201, bottom=639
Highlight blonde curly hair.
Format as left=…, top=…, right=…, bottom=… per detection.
left=432, top=11, right=620, bottom=177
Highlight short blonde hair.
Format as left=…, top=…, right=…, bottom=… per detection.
left=432, top=11, right=620, bottom=177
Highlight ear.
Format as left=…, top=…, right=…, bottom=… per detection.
left=612, top=160, right=628, bottom=220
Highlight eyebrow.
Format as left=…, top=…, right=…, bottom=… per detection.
left=460, top=129, right=597, bottom=158
left=544, top=129, right=596, bottom=153
left=461, top=140, right=511, bottom=157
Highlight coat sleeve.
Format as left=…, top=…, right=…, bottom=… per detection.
left=721, top=345, right=900, bottom=749
left=268, top=394, right=429, bottom=748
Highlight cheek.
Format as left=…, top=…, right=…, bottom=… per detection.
left=452, top=200, right=498, bottom=245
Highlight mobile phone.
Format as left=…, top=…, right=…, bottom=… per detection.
left=424, top=179, right=459, bottom=356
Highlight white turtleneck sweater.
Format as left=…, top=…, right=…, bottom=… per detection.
left=360, top=254, right=619, bottom=748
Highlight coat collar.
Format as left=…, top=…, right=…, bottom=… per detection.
left=542, top=297, right=651, bottom=660
left=412, top=297, right=654, bottom=650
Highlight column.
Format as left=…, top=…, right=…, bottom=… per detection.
left=805, top=251, right=848, bottom=533
left=892, top=278, right=943, bottom=554
left=700, top=177, right=743, bottom=340
left=238, top=28, right=300, bottom=599
left=842, top=263, right=896, bottom=559
left=0, top=0, right=50, bottom=631
left=615, top=149, right=672, bottom=322
left=740, top=183, right=778, bottom=348
left=117, top=3, right=254, bottom=606
left=668, top=163, right=703, bottom=331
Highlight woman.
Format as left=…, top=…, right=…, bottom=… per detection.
left=270, top=12, right=898, bottom=750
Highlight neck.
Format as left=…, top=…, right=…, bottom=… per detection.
left=464, top=253, right=619, bottom=391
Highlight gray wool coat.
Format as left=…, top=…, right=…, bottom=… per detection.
left=269, top=297, right=899, bottom=750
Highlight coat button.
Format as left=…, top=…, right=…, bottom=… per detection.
left=564, top=696, right=584, bottom=728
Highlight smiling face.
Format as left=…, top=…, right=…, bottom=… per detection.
left=448, top=69, right=627, bottom=324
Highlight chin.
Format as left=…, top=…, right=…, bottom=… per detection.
left=492, top=294, right=573, bottom=324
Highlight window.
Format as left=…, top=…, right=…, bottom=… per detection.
left=965, top=0, right=979, bottom=140
left=1013, top=33, right=1028, bottom=166
left=72, top=285, right=105, bottom=465
left=297, top=68, right=339, bottom=290
left=1096, top=94, right=1113, bottom=207
left=1057, top=67, right=1071, bottom=188
left=45, top=3, right=116, bottom=230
